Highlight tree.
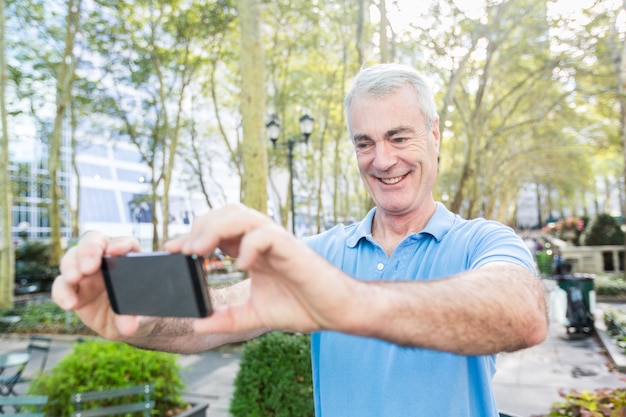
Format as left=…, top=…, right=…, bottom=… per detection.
left=237, top=0, right=267, bottom=212
left=607, top=0, right=626, bottom=277
left=394, top=0, right=593, bottom=224
left=48, top=0, right=81, bottom=264
left=0, top=0, right=14, bottom=308
left=581, top=213, right=625, bottom=246
left=83, top=0, right=236, bottom=247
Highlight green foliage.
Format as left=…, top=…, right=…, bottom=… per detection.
left=15, top=241, right=60, bottom=291
left=603, top=307, right=626, bottom=354
left=581, top=214, right=625, bottom=246
left=541, top=386, right=626, bottom=416
left=230, top=332, right=314, bottom=417
left=0, top=302, right=92, bottom=334
left=595, top=275, right=626, bottom=297
left=27, top=339, right=186, bottom=417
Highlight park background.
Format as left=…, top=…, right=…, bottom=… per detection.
left=0, top=0, right=625, bottom=306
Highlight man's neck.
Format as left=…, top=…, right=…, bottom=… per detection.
left=371, top=201, right=437, bottom=256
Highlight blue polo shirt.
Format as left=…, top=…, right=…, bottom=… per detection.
left=304, top=203, right=535, bottom=417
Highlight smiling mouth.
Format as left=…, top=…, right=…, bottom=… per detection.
left=379, top=174, right=406, bottom=185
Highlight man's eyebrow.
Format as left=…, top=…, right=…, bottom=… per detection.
left=352, top=133, right=371, bottom=143
left=384, top=126, right=415, bottom=139
left=352, top=126, right=416, bottom=143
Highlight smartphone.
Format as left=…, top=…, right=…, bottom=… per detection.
left=101, top=252, right=212, bottom=318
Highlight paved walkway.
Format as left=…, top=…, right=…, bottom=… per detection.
left=494, top=306, right=625, bottom=416
left=494, top=277, right=626, bottom=416
left=2, top=284, right=626, bottom=416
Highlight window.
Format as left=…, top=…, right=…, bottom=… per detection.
left=114, top=148, right=142, bottom=163
left=80, top=188, right=121, bottom=222
left=80, top=143, right=108, bottom=157
left=117, top=168, right=149, bottom=183
left=77, top=162, right=112, bottom=180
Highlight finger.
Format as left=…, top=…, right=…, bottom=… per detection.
left=181, top=204, right=272, bottom=256
left=236, top=223, right=292, bottom=270
left=106, top=236, right=142, bottom=256
left=114, top=315, right=142, bottom=337
left=193, top=304, right=261, bottom=335
left=78, top=235, right=140, bottom=276
left=51, top=273, right=79, bottom=310
left=73, top=231, right=111, bottom=277
left=59, top=246, right=82, bottom=284
left=164, top=235, right=187, bottom=253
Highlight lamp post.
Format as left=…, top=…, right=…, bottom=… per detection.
left=266, top=114, right=314, bottom=234
left=129, top=202, right=149, bottom=248
left=17, top=221, right=30, bottom=243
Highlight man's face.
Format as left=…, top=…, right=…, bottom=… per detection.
left=348, top=85, right=440, bottom=217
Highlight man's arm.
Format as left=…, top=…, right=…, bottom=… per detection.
left=55, top=204, right=547, bottom=356
left=122, top=281, right=266, bottom=353
left=182, top=206, right=547, bottom=355
left=340, top=262, right=547, bottom=355
left=52, top=231, right=264, bottom=354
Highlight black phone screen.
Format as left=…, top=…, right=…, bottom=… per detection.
left=101, top=252, right=212, bottom=318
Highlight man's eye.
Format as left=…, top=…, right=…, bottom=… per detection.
left=355, top=141, right=373, bottom=150
left=392, top=137, right=407, bottom=143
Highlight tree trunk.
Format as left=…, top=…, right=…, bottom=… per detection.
left=378, top=0, right=390, bottom=62
left=610, top=0, right=626, bottom=279
left=237, top=0, right=268, bottom=212
left=0, top=0, right=14, bottom=309
left=356, top=0, right=366, bottom=66
left=48, top=0, right=80, bottom=264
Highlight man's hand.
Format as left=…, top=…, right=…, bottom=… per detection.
left=52, top=231, right=152, bottom=340
left=166, top=203, right=354, bottom=336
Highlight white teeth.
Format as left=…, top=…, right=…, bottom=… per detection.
left=381, top=176, right=403, bottom=185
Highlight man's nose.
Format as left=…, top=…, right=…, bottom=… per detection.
left=372, top=142, right=396, bottom=171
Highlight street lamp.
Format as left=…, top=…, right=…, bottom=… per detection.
left=129, top=202, right=149, bottom=247
left=267, top=113, right=315, bottom=234
left=17, top=221, right=30, bottom=242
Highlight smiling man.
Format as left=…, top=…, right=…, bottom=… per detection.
left=53, top=63, right=547, bottom=417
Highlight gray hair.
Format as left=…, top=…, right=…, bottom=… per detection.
left=344, top=63, right=438, bottom=134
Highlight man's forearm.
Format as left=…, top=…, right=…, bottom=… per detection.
left=125, top=280, right=264, bottom=353
left=340, top=262, right=548, bottom=355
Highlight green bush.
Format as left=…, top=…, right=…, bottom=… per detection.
left=603, top=307, right=626, bottom=354
left=27, top=339, right=187, bottom=416
left=230, top=332, right=314, bottom=417
left=15, top=241, right=60, bottom=291
left=0, top=302, right=92, bottom=334
left=581, top=213, right=625, bottom=246
left=595, top=274, right=626, bottom=297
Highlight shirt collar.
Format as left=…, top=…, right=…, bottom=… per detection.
left=346, top=202, right=455, bottom=248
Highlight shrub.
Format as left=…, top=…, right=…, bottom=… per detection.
left=0, top=302, right=92, bottom=334
left=230, top=332, right=314, bottom=417
left=15, top=241, right=60, bottom=292
left=603, top=307, right=626, bottom=354
left=581, top=213, right=625, bottom=246
left=27, top=339, right=187, bottom=416
left=595, top=274, right=626, bottom=297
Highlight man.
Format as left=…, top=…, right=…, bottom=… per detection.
left=53, top=63, right=547, bottom=416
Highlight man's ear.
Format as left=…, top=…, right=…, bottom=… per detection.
left=432, top=117, right=441, bottom=151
